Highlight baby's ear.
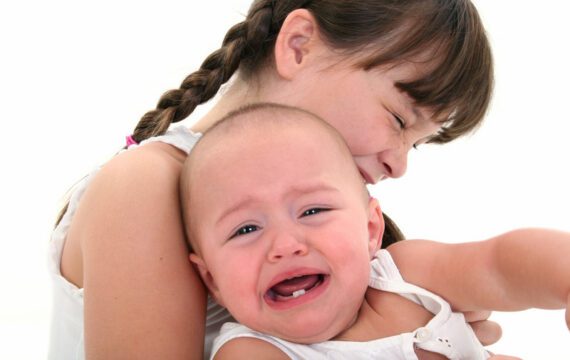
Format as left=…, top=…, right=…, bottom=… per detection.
left=189, top=253, right=225, bottom=307
left=366, top=197, right=384, bottom=257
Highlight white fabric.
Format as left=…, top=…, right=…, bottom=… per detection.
left=48, top=127, right=233, bottom=360
left=211, top=250, right=490, bottom=360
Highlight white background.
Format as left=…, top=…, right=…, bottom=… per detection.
left=0, top=1, right=568, bottom=358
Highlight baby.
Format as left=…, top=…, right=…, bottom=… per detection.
left=180, top=103, right=570, bottom=359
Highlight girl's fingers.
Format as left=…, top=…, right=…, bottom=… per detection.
left=469, top=319, right=502, bottom=346
left=566, top=294, right=570, bottom=330
left=463, top=310, right=492, bottom=323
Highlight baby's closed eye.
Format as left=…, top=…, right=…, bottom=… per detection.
left=300, top=207, right=331, bottom=217
left=229, top=224, right=261, bottom=239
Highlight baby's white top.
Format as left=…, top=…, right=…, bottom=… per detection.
left=211, top=249, right=490, bottom=359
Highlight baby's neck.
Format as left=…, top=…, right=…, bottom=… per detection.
left=332, top=289, right=434, bottom=342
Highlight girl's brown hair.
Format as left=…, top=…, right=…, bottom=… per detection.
left=131, top=0, right=493, bottom=145
left=127, top=0, right=493, bottom=244
left=59, top=1, right=493, bottom=238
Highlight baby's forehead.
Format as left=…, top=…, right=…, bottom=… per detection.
left=196, top=107, right=350, bottom=160
left=183, top=104, right=359, bottom=199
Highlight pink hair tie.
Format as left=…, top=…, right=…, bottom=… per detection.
left=125, top=135, right=138, bottom=147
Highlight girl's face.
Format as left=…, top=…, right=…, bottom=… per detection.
left=189, top=120, right=382, bottom=343
left=283, top=59, right=442, bottom=183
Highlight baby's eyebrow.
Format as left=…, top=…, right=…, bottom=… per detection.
left=285, top=183, right=341, bottom=198
left=215, top=196, right=257, bottom=227
left=214, top=183, right=341, bottom=226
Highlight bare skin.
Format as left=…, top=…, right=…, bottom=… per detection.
left=59, top=8, right=502, bottom=359
left=189, top=117, right=564, bottom=359
left=62, top=142, right=207, bottom=359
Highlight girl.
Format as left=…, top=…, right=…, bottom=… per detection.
left=49, top=1, right=498, bottom=359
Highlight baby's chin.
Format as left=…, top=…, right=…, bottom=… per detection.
left=262, top=315, right=356, bottom=344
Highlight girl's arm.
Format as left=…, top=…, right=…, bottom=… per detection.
left=388, top=229, right=570, bottom=318
left=74, top=143, right=207, bottom=359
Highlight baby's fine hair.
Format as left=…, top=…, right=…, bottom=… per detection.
left=180, top=103, right=356, bottom=250
left=132, top=0, right=493, bottom=145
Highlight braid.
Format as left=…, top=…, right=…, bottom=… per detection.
left=131, top=1, right=275, bottom=143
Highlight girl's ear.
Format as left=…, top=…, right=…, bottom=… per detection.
left=367, top=197, right=384, bottom=258
left=274, top=9, right=320, bottom=80
left=189, top=253, right=225, bottom=307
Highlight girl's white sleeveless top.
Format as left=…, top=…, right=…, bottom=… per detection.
left=48, top=127, right=232, bottom=359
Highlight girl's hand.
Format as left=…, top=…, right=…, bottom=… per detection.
left=463, top=311, right=502, bottom=345
left=566, top=294, right=570, bottom=330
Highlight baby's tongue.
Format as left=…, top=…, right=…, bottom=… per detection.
left=271, top=275, right=320, bottom=296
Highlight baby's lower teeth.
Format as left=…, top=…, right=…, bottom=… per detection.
left=292, top=289, right=306, bottom=298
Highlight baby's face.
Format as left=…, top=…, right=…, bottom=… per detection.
left=189, top=121, right=383, bottom=343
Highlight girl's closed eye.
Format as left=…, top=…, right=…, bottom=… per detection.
left=392, top=113, right=406, bottom=129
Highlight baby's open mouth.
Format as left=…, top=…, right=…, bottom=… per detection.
left=266, top=274, right=326, bottom=301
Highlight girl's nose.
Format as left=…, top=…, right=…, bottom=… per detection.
left=378, top=147, right=409, bottom=179
left=266, top=231, right=308, bottom=262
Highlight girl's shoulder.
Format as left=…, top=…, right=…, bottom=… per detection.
left=104, top=126, right=199, bottom=180
left=214, top=336, right=290, bottom=360
left=71, top=139, right=190, bottom=247
left=91, top=139, right=188, bottom=196
left=111, top=139, right=188, bottom=174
